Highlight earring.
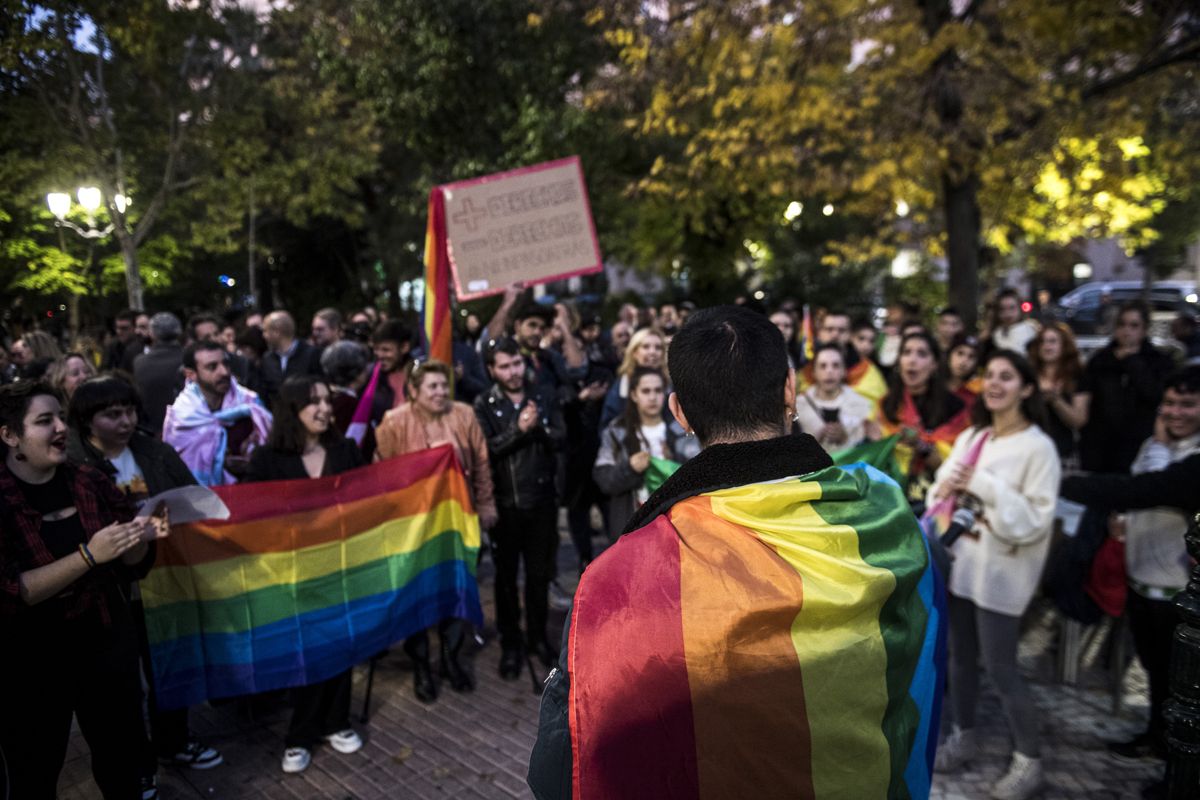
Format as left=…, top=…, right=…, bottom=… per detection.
left=684, top=428, right=695, bottom=438
left=13, top=446, right=27, bottom=462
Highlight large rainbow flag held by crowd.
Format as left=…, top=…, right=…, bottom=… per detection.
left=568, top=463, right=944, bottom=799
left=141, top=445, right=482, bottom=711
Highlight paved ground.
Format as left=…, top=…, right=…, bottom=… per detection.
left=60, top=526, right=1165, bottom=800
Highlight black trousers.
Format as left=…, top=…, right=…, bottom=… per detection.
left=131, top=598, right=190, bottom=767
left=1127, top=589, right=1181, bottom=745
left=491, top=504, right=559, bottom=649
left=1, top=614, right=148, bottom=800
left=285, top=669, right=353, bottom=748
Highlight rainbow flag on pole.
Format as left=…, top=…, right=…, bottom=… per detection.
left=422, top=187, right=454, bottom=366
left=801, top=304, right=816, bottom=361
left=140, top=445, right=482, bottom=710
left=568, top=464, right=944, bottom=798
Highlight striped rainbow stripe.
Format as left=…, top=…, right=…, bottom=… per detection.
left=141, top=445, right=482, bottom=710
left=568, top=463, right=943, bottom=799
left=423, top=187, right=454, bottom=366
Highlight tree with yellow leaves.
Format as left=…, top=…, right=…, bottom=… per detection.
left=587, top=0, right=1200, bottom=324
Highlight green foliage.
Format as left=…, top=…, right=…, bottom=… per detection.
left=584, top=0, right=1200, bottom=315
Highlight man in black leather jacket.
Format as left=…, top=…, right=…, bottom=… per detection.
left=474, top=337, right=566, bottom=680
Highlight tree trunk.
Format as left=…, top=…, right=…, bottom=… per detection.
left=117, top=234, right=144, bottom=311
left=943, top=171, right=982, bottom=330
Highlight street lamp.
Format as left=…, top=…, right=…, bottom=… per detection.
left=77, top=186, right=102, bottom=214
left=46, top=192, right=71, bottom=220
left=45, top=186, right=126, bottom=336
left=44, top=186, right=121, bottom=240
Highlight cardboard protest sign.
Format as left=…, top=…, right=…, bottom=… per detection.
left=438, top=156, right=602, bottom=300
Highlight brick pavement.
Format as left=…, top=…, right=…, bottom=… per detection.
left=61, top=530, right=1166, bottom=800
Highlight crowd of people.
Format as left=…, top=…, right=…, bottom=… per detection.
left=1, top=286, right=1199, bottom=799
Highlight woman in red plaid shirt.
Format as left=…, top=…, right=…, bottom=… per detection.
left=0, top=381, right=160, bottom=799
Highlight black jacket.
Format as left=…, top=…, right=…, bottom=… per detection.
left=67, top=429, right=197, bottom=497
left=1060, top=452, right=1200, bottom=513
left=1078, top=341, right=1176, bottom=473
left=245, top=437, right=365, bottom=482
left=133, top=344, right=185, bottom=434
left=260, top=340, right=324, bottom=408
left=474, top=383, right=565, bottom=510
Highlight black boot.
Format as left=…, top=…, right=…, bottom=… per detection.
left=439, top=619, right=475, bottom=692
left=403, top=634, right=438, bottom=703
left=499, top=645, right=523, bottom=680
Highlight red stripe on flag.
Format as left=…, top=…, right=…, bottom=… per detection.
left=423, top=187, right=453, bottom=366
left=569, top=515, right=699, bottom=799
left=207, top=445, right=458, bottom=524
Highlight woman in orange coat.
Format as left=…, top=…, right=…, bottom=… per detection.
left=375, top=359, right=497, bottom=702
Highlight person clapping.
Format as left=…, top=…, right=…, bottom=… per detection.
left=0, top=381, right=162, bottom=799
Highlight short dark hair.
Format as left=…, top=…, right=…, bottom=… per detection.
left=996, top=288, right=1020, bottom=304
left=1164, top=366, right=1200, bottom=396
left=0, top=382, right=60, bottom=452
left=938, top=306, right=961, bottom=319
left=484, top=337, right=521, bottom=367
left=235, top=326, right=267, bottom=358
left=267, top=375, right=340, bottom=455
left=69, top=374, right=140, bottom=438
left=1118, top=299, right=1151, bottom=326
left=115, top=309, right=138, bottom=325
left=851, top=316, right=876, bottom=334
left=372, top=319, right=413, bottom=348
left=187, top=312, right=221, bottom=340
left=667, top=305, right=790, bottom=444
left=970, top=350, right=1048, bottom=431
left=811, top=342, right=846, bottom=366
left=183, top=340, right=226, bottom=370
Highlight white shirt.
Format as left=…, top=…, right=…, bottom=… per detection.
left=635, top=422, right=669, bottom=504
left=929, top=425, right=1061, bottom=617
left=992, top=320, right=1038, bottom=355
left=794, top=386, right=874, bottom=452
left=1126, top=432, right=1200, bottom=592
left=109, top=447, right=149, bottom=498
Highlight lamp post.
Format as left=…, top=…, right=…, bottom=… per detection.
left=46, top=187, right=130, bottom=335
left=1164, top=510, right=1200, bottom=798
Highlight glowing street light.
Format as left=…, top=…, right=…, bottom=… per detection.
left=822, top=203, right=834, bottom=216
left=895, top=199, right=910, bottom=217
left=45, top=187, right=117, bottom=239
left=114, top=194, right=130, bottom=214
left=77, top=186, right=102, bottom=214
left=783, top=201, right=804, bottom=222
left=46, top=192, right=71, bottom=221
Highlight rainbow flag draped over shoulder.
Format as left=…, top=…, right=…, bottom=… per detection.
left=422, top=187, right=453, bottom=366
left=140, top=445, right=482, bottom=711
left=568, top=464, right=945, bottom=799
left=877, top=391, right=971, bottom=485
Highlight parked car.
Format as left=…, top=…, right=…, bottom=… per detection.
left=1048, top=280, right=1198, bottom=336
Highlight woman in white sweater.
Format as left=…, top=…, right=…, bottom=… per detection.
left=929, top=349, right=1060, bottom=800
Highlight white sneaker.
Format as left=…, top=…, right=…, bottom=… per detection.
left=991, top=752, right=1043, bottom=800
left=281, top=747, right=311, bottom=774
left=934, top=727, right=978, bottom=773
left=325, top=729, right=363, bottom=754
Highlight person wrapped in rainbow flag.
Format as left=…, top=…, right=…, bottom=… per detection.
left=529, top=306, right=945, bottom=800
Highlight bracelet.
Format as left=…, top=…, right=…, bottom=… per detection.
left=78, top=542, right=97, bottom=569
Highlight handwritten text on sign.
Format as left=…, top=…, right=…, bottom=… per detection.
left=441, top=157, right=602, bottom=300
